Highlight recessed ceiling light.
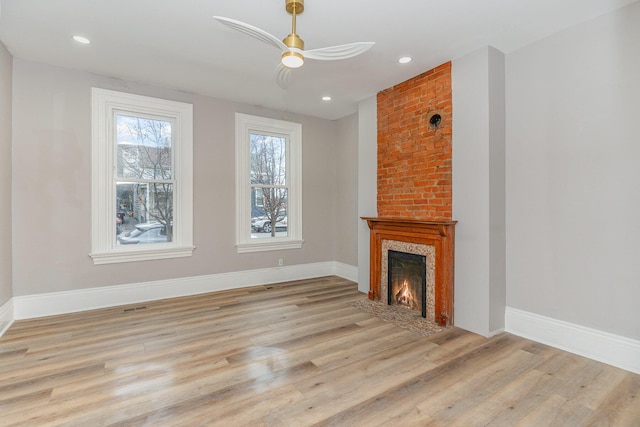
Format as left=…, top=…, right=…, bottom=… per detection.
left=322, top=96, right=332, bottom=101
left=398, top=56, right=413, bottom=64
left=72, top=35, right=91, bottom=44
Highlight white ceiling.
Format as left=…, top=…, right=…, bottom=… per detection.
left=0, top=0, right=637, bottom=120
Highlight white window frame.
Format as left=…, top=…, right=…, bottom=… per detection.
left=90, top=88, right=194, bottom=264
left=235, top=113, right=303, bottom=253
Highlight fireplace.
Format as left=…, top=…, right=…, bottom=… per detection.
left=363, top=217, right=456, bottom=327
left=388, top=250, right=427, bottom=318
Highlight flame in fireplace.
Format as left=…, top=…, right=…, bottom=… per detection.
left=395, top=280, right=418, bottom=310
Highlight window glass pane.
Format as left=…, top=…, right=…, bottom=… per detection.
left=250, top=133, right=286, bottom=186
left=116, top=182, right=174, bottom=244
left=117, top=222, right=169, bottom=245
left=116, top=114, right=173, bottom=180
left=250, top=188, right=288, bottom=238
left=254, top=188, right=264, bottom=208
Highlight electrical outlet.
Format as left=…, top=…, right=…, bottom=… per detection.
left=278, top=258, right=284, bottom=267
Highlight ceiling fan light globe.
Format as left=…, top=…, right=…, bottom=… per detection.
left=281, top=51, right=304, bottom=68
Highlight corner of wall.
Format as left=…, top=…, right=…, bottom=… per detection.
left=452, top=46, right=506, bottom=336
left=0, top=41, right=14, bottom=311
left=0, top=298, right=15, bottom=339
left=357, top=96, right=378, bottom=294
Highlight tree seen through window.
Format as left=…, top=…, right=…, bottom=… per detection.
left=116, top=114, right=174, bottom=243
left=250, top=133, right=288, bottom=237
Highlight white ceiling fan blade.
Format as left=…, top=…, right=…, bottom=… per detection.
left=213, top=16, right=289, bottom=53
left=302, top=42, right=375, bottom=61
left=275, top=65, right=291, bottom=90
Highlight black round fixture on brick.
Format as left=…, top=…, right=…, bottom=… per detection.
left=429, top=113, right=442, bottom=129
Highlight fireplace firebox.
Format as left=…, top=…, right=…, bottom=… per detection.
left=388, top=250, right=427, bottom=318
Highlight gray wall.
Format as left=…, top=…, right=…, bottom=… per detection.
left=357, top=96, right=377, bottom=293
left=11, top=59, right=358, bottom=297
left=506, top=2, right=640, bottom=340
left=335, top=113, right=359, bottom=266
left=452, top=46, right=506, bottom=337
left=487, top=47, right=506, bottom=335
left=0, top=42, right=12, bottom=306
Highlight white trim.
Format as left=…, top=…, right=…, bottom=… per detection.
left=334, top=262, right=358, bottom=283
left=506, top=306, right=640, bottom=375
left=90, top=246, right=196, bottom=265
left=235, top=113, right=303, bottom=252
left=487, top=327, right=505, bottom=338
left=0, top=298, right=14, bottom=338
left=90, top=88, right=194, bottom=264
left=237, top=239, right=304, bottom=253
left=12, top=262, right=357, bottom=320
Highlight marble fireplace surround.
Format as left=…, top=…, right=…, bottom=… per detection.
left=362, top=217, right=457, bottom=327
left=382, top=240, right=435, bottom=322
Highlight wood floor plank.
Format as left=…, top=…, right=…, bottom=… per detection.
left=514, top=394, right=594, bottom=427
left=585, top=374, right=640, bottom=425
left=0, top=362, right=106, bottom=406
left=320, top=336, right=534, bottom=426
left=0, top=276, right=638, bottom=426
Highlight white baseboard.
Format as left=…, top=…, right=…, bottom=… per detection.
left=334, top=261, right=358, bottom=283
left=0, top=298, right=14, bottom=338
left=12, top=261, right=357, bottom=320
left=505, top=306, right=640, bottom=375
left=487, top=328, right=505, bottom=338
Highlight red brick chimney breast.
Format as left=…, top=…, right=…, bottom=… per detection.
left=376, top=62, right=452, bottom=220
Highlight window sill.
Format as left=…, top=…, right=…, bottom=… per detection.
left=236, top=239, right=303, bottom=253
left=89, top=246, right=195, bottom=265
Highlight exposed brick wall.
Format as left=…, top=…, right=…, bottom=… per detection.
left=377, top=62, right=452, bottom=220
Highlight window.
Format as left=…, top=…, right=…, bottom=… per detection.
left=236, top=113, right=303, bottom=252
left=90, top=88, right=193, bottom=264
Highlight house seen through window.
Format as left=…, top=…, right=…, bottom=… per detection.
left=116, top=114, right=174, bottom=245
left=91, top=88, right=193, bottom=264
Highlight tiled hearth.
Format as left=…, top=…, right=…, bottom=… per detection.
left=363, top=217, right=456, bottom=327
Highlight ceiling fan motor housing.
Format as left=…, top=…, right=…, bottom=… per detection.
left=283, top=33, right=304, bottom=50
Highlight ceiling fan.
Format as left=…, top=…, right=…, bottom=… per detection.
left=213, top=0, right=374, bottom=83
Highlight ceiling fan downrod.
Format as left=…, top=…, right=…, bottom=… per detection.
left=283, top=0, right=305, bottom=50
left=281, top=0, right=305, bottom=67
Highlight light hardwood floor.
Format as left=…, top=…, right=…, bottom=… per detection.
left=1, top=276, right=638, bottom=426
